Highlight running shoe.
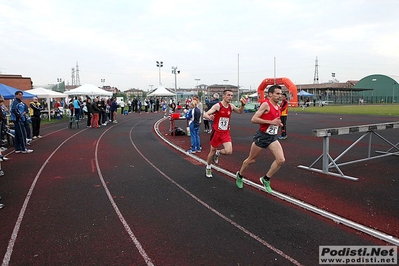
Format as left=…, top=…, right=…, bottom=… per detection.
left=187, top=150, right=196, bottom=154
left=213, top=151, right=220, bottom=164
left=22, top=149, right=33, bottom=154
left=236, top=171, right=243, bottom=189
left=0, top=155, right=9, bottom=161
left=0, top=170, right=4, bottom=176
left=205, top=167, right=212, bottom=178
left=278, top=136, right=287, bottom=140
left=0, top=203, right=4, bottom=209
left=260, top=177, right=272, bottom=193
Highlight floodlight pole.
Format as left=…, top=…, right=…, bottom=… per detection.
left=156, top=61, right=163, bottom=85
left=172, top=66, right=180, bottom=104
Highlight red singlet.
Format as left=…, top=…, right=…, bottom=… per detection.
left=259, top=98, right=281, bottom=135
left=213, top=102, right=233, bottom=132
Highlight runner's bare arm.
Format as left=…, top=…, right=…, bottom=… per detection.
left=250, top=101, right=282, bottom=126
left=232, top=97, right=246, bottom=114
left=203, top=103, right=220, bottom=120
left=251, top=101, right=269, bottom=124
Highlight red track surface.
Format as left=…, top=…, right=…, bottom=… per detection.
left=161, top=112, right=399, bottom=238
left=0, top=111, right=397, bottom=265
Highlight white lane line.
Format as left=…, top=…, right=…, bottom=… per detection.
left=153, top=118, right=399, bottom=246
left=2, top=130, right=86, bottom=266
left=4, top=127, right=67, bottom=157
left=95, top=122, right=155, bottom=266
left=132, top=123, right=303, bottom=266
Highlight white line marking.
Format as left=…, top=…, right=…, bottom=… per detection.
left=94, top=123, right=154, bottom=266
left=2, top=123, right=154, bottom=266
left=2, top=130, right=85, bottom=266
left=133, top=121, right=303, bottom=266
left=153, top=118, right=399, bottom=246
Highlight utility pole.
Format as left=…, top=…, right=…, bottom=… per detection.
left=76, top=62, right=80, bottom=86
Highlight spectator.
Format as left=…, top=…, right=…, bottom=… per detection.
left=110, top=97, right=118, bottom=123
left=29, top=97, right=43, bottom=139
left=73, top=96, right=81, bottom=121
left=119, top=100, right=125, bottom=114
left=85, top=97, right=92, bottom=128
left=91, top=97, right=101, bottom=128
left=10, top=91, right=33, bottom=153
left=0, top=95, right=8, bottom=149
left=185, top=100, right=201, bottom=153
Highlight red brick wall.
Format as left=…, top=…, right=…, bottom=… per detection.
left=0, top=74, right=33, bottom=91
left=0, top=75, right=34, bottom=108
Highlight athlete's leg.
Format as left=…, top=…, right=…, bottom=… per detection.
left=220, top=141, right=232, bottom=155
left=206, top=145, right=217, bottom=165
left=265, top=140, right=285, bottom=178
left=239, top=142, right=262, bottom=175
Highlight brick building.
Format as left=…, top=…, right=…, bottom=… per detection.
left=206, top=84, right=239, bottom=101
left=0, top=74, right=33, bottom=91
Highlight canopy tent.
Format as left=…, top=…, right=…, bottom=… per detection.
left=297, top=90, right=314, bottom=97
left=0, top=83, right=37, bottom=100
left=64, top=84, right=113, bottom=97
left=148, top=86, right=175, bottom=97
left=248, top=92, right=258, bottom=98
left=25, top=87, right=68, bottom=121
left=26, top=87, right=67, bottom=98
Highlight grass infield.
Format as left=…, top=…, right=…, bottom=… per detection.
left=291, top=104, right=399, bottom=116
left=41, top=104, right=398, bottom=125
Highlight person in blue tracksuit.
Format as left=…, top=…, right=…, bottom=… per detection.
left=10, top=91, right=33, bottom=153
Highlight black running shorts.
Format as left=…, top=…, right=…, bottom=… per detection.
left=253, top=129, right=278, bottom=149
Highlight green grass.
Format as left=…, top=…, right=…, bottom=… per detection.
left=291, top=104, right=399, bottom=116
left=41, top=116, right=69, bottom=125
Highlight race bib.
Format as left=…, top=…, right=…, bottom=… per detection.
left=218, top=117, right=229, bottom=130
left=265, top=125, right=278, bottom=135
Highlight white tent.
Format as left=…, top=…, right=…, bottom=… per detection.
left=64, top=84, right=113, bottom=96
left=26, top=87, right=67, bottom=98
left=248, top=92, right=258, bottom=98
left=25, top=87, right=68, bottom=121
left=148, top=86, right=175, bottom=97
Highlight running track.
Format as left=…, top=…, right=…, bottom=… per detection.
left=0, top=111, right=397, bottom=265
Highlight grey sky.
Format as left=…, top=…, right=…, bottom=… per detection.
left=1, top=0, right=398, bottom=91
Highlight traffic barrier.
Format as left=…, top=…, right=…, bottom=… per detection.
left=298, top=121, right=399, bottom=181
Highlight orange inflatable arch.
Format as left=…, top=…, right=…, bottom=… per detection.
left=257, top=77, right=298, bottom=107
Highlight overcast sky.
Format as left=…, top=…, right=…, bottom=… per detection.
left=1, top=0, right=398, bottom=91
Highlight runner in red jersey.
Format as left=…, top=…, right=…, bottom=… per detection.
left=235, top=85, right=286, bottom=193
left=203, top=89, right=246, bottom=178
